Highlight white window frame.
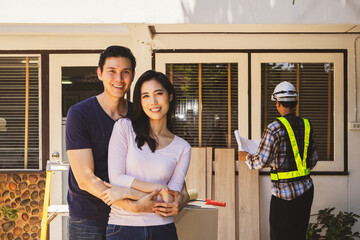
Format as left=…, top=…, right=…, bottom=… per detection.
left=251, top=53, right=345, bottom=172
left=155, top=52, right=249, bottom=139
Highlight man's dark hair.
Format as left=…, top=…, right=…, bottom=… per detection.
left=278, top=100, right=298, bottom=109
left=98, top=45, right=136, bottom=72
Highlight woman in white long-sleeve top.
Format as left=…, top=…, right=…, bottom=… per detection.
left=100, top=70, right=191, bottom=240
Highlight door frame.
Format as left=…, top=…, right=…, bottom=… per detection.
left=49, top=54, right=100, bottom=162
left=48, top=53, right=100, bottom=240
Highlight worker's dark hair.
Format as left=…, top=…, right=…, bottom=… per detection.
left=278, top=100, right=298, bottom=109
left=98, top=45, right=136, bottom=72
left=130, top=70, right=176, bottom=152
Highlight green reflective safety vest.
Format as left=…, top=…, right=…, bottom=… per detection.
left=270, top=117, right=311, bottom=182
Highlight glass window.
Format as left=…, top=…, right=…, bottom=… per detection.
left=252, top=52, right=344, bottom=172
left=0, top=56, right=40, bottom=169
left=62, top=66, right=102, bottom=117
left=166, top=63, right=238, bottom=149
left=261, top=63, right=334, bottom=162
left=61, top=66, right=102, bottom=163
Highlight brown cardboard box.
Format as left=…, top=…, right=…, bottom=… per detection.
left=174, top=201, right=218, bottom=240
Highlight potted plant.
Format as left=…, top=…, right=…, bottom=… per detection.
left=307, top=207, right=360, bottom=240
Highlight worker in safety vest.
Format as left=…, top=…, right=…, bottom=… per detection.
left=239, top=81, right=318, bottom=240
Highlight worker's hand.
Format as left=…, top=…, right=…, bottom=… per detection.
left=238, top=151, right=249, bottom=162
left=153, top=189, right=182, bottom=217
left=99, top=182, right=129, bottom=206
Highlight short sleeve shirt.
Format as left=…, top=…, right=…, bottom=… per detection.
left=66, top=96, right=132, bottom=219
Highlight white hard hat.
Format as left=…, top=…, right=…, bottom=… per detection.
left=271, top=81, right=298, bottom=102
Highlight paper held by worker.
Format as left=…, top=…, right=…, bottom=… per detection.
left=234, top=130, right=261, bottom=170
left=234, top=130, right=261, bottom=154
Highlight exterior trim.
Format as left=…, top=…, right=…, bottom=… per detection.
left=0, top=170, right=46, bottom=174
left=41, top=52, right=49, bottom=170
left=152, top=32, right=360, bottom=35
left=153, top=49, right=347, bottom=54
left=344, top=51, right=348, bottom=173
left=248, top=53, right=252, bottom=139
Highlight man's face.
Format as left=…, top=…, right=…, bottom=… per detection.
left=97, top=57, right=134, bottom=99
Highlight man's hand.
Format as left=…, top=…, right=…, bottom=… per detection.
left=99, top=182, right=130, bottom=206
left=153, top=189, right=184, bottom=217
left=238, top=151, right=249, bottom=162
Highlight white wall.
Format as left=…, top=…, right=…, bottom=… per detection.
left=0, top=0, right=359, bottom=24
left=1, top=28, right=359, bottom=238
left=349, top=36, right=360, bottom=233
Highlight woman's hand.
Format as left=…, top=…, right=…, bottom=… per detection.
left=158, top=185, right=174, bottom=203
left=153, top=189, right=182, bottom=217
left=99, top=182, right=130, bottom=206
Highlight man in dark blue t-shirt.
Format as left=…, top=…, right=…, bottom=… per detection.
left=66, top=46, right=189, bottom=240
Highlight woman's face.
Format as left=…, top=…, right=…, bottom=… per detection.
left=140, top=79, right=172, bottom=121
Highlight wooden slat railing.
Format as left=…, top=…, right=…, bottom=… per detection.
left=186, top=147, right=260, bottom=240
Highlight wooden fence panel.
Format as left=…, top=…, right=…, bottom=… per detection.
left=206, top=147, right=213, bottom=199
left=214, top=148, right=236, bottom=240
left=186, top=147, right=207, bottom=199
left=238, top=161, right=260, bottom=240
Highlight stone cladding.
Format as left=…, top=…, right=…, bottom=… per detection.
left=0, top=173, right=45, bottom=240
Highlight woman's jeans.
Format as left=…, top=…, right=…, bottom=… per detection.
left=106, top=223, right=178, bottom=240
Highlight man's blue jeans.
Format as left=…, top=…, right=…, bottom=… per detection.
left=106, top=223, right=178, bottom=240
left=68, top=216, right=108, bottom=240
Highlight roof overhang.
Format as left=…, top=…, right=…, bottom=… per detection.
left=150, top=24, right=360, bottom=34
left=0, top=23, right=130, bottom=35
left=0, top=23, right=359, bottom=36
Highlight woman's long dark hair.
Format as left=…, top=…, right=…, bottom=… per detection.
left=130, top=70, right=176, bottom=152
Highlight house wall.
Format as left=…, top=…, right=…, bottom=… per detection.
left=151, top=33, right=360, bottom=238
left=349, top=35, right=360, bottom=233
left=0, top=30, right=359, bottom=239
left=0, top=0, right=359, bottom=24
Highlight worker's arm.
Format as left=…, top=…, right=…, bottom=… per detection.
left=308, top=123, right=319, bottom=170
left=153, top=182, right=190, bottom=217
left=240, top=125, right=278, bottom=170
